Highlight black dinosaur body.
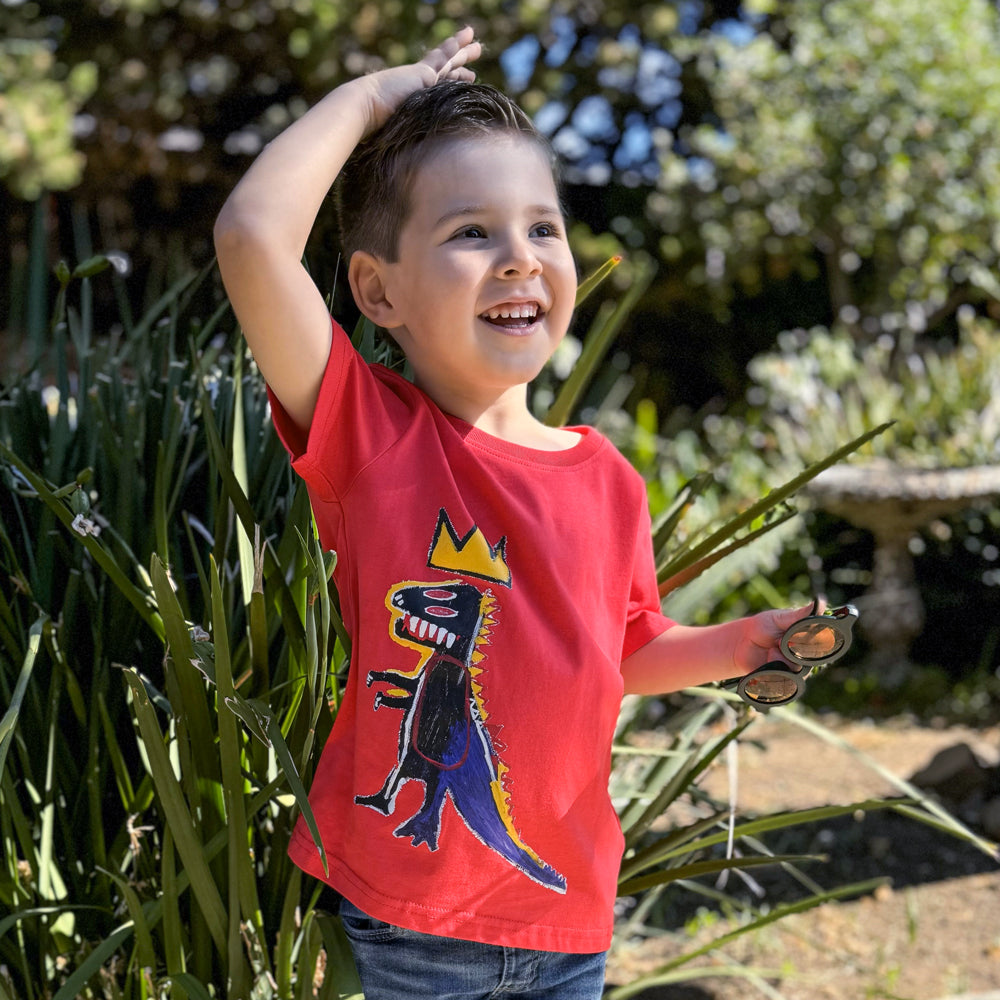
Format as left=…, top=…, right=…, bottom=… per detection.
left=355, top=580, right=566, bottom=893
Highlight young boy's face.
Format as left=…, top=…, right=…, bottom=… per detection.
left=377, top=133, right=577, bottom=413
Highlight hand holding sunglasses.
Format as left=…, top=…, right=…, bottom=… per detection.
left=722, top=602, right=859, bottom=709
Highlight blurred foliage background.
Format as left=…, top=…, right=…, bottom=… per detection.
left=3, top=1, right=1000, bottom=994
left=3, top=0, right=1000, bottom=695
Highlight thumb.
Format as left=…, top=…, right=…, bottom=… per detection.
left=772, top=601, right=818, bottom=632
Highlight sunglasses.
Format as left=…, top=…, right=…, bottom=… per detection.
left=722, top=602, right=860, bottom=709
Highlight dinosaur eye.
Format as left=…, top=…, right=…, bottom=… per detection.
left=425, top=606, right=459, bottom=618
left=423, top=589, right=457, bottom=600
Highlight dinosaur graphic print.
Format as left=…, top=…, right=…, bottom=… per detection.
left=354, top=510, right=567, bottom=893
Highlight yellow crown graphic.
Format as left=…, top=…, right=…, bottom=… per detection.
left=427, top=508, right=511, bottom=587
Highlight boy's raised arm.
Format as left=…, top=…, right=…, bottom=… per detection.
left=213, top=28, right=481, bottom=435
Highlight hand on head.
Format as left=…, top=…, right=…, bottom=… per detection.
left=360, top=27, right=483, bottom=132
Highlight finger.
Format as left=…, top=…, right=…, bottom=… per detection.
left=437, top=41, right=482, bottom=79
left=774, top=602, right=816, bottom=630
left=422, top=26, right=476, bottom=68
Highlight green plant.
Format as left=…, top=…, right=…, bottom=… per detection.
left=603, top=695, right=997, bottom=998
left=1, top=257, right=361, bottom=997
left=702, top=312, right=1000, bottom=474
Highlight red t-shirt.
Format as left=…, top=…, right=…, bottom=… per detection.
left=270, top=319, right=673, bottom=953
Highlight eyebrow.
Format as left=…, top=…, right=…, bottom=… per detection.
left=433, top=204, right=564, bottom=229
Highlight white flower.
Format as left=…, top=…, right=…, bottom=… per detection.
left=71, top=513, right=101, bottom=537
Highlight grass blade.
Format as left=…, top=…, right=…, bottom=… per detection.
left=267, top=712, right=328, bottom=876
left=545, top=257, right=654, bottom=427
left=209, top=556, right=261, bottom=991
left=231, top=352, right=255, bottom=606
left=162, top=976, right=214, bottom=1000
left=656, top=422, right=894, bottom=582
left=98, top=867, right=157, bottom=974
left=160, top=827, right=188, bottom=997
left=0, top=615, right=46, bottom=778
left=605, top=878, right=888, bottom=999
left=658, top=507, right=798, bottom=597
left=624, top=799, right=900, bottom=879
left=120, top=667, right=228, bottom=957
left=575, top=255, right=622, bottom=305
left=781, top=710, right=999, bottom=859
left=52, top=922, right=136, bottom=1000
left=314, top=914, right=364, bottom=1000
left=618, top=852, right=826, bottom=895
left=0, top=442, right=164, bottom=638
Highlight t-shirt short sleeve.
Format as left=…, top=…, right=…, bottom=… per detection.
left=622, top=492, right=674, bottom=660
left=266, top=318, right=414, bottom=502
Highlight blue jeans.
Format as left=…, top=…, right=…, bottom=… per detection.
left=339, top=898, right=607, bottom=1000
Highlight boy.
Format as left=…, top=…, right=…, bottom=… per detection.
left=214, top=27, right=808, bottom=1000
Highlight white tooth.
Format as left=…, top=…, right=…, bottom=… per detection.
left=427, top=624, right=440, bottom=642
left=446, top=632, right=456, bottom=649
left=488, top=306, right=536, bottom=319
left=417, top=618, right=429, bottom=639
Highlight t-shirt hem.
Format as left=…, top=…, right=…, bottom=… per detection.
left=288, top=830, right=612, bottom=954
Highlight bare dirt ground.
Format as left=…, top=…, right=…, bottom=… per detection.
left=606, top=715, right=1000, bottom=1000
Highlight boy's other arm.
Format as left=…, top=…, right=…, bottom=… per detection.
left=620, top=605, right=814, bottom=696
left=213, top=28, right=481, bottom=436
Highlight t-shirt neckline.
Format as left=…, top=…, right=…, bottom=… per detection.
left=444, top=414, right=604, bottom=467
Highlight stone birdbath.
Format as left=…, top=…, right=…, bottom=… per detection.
left=804, top=461, right=1000, bottom=678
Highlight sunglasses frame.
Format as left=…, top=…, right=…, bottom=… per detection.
left=727, top=602, right=859, bottom=709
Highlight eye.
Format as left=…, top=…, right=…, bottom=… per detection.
left=455, top=225, right=487, bottom=240
left=423, top=589, right=457, bottom=600
left=531, top=221, right=561, bottom=239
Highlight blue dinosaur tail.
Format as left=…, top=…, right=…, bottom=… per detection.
left=444, top=734, right=567, bottom=894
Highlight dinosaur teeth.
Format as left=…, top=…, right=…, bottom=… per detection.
left=403, top=612, right=457, bottom=649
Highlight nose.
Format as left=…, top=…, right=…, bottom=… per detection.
left=495, top=232, right=542, bottom=278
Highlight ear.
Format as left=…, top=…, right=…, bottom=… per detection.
left=348, top=251, right=403, bottom=329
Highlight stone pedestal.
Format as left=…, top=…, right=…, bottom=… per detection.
left=805, top=462, right=1000, bottom=677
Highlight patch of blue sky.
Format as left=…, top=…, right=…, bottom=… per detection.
left=618, top=23, right=642, bottom=47
left=499, top=34, right=539, bottom=92
left=572, top=95, right=619, bottom=142
left=544, top=14, right=578, bottom=67
left=654, top=100, right=683, bottom=128
left=535, top=100, right=569, bottom=136
left=678, top=0, right=704, bottom=35
left=613, top=116, right=653, bottom=170
left=713, top=17, right=756, bottom=45
left=577, top=34, right=601, bottom=65
left=687, top=155, right=718, bottom=188
left=552, top=126, right=591, bottom=162
left=598, top=65, right=634, bottom=90
left=636, top=48, right=682, bottom=107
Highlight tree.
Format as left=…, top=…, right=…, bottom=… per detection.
left=653, top=0, right=1000, bottom=338
left=0, top=0, right=743, bottom=364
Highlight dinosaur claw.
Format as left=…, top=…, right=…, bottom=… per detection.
left=394, top=816, right=440, bottom=851
left=355, top=792, right=393, bottom=815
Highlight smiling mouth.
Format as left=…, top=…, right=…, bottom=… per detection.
left=479, top=303, right=543, bottom=331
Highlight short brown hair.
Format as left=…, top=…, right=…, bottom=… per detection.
left=337, top=81, right=556, bottom=263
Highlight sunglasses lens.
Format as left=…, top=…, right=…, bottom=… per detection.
left=785, top=622, right=845, bottom=662
left=742, top=670, right=801, bottom=705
